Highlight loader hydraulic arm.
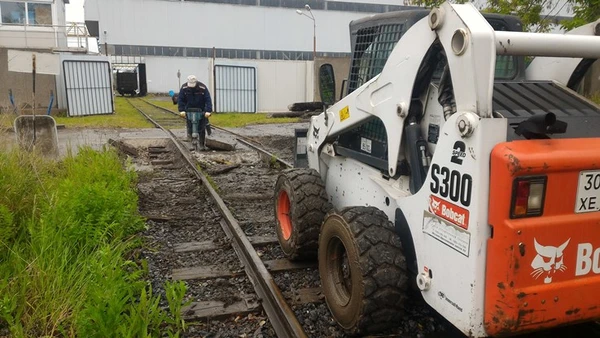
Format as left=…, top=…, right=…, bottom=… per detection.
left=308, top=3, right=600, bottom=178
left=309, top=3, right=498, bottom=178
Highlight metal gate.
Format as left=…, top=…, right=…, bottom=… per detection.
left=63, top=60, right=113, bottom=116
left=214, top=65, right=256, bottom=113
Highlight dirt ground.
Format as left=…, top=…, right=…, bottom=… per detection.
left=114, top=122, right=454, bottom=338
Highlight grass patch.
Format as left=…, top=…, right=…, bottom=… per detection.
left=149, top=98, right=300, bottom=128
left=0, top=112, right=15, bottom=130
left=52, top=97, right=153, bottom=128
left=2, top=96, right=298, bottom=130
left=589, top=92, right=600, bottom=105
left=0, top=147, right=187, bottom=337
left=1, top=97, right=152, bottom=129
left=148, top=98, right=178, bottom=111
left=268, top=155, right=281, bottom=169
left=210, top=113, right=300, bottom=128
left=196, top=164, right=220, bottom=193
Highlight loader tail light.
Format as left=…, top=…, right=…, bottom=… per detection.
left=510, top=176, right=547, bottom=218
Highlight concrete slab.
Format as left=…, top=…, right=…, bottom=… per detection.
left=56, top=128, right=170, bottom=157
left=13, top=115, right=59, bottom=158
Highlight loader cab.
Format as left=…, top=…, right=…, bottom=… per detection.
left=343, top=11, right=525, bottom=96
left=317, top=10, right=525, bottom=175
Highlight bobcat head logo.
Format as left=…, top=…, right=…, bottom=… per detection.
left=531, top=238, right=570, bottom=284
left=429, top=196, right=441, bottom=214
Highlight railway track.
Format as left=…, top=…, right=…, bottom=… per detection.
left=126, top=98, right=309, bottom=337
left=121, top=98, right=600, bottom=338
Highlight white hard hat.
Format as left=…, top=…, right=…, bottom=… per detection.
left=187, top=75, right=197, bottom=87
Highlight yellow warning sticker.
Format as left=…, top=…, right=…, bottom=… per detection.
left=340, top=106, right=350, bottom=122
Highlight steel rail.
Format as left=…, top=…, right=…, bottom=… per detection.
left=139, top=98, right=268, bottom=148
left=138, top=98, right=292, bottom=168
left=126, top=99, right=307, bottom=338
left=235, top=137, right=293, bottom=169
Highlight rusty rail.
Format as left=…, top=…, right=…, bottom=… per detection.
left=235, top=137, right=292, bottom=169
left=138, top=98, right=290, bottom=162
left=127, top=99, right=307, bottom=338
left=139, top=98, right=261, bottom=141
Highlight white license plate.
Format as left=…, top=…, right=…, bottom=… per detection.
left=576, top=170, right=600, bottom=213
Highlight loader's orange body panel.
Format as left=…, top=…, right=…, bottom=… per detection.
left=485, top=139, right=600, bottom=336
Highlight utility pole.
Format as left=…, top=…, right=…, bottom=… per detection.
left=296, top=4, right=316, bottom=60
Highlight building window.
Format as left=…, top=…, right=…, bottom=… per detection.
left=1, top=2, right=26, bottom=24
left=28, top=3, right=51, bottom=25
left=0, top=2, right=52, bottom=26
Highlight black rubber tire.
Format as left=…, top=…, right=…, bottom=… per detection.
left=319, top=206, right=408, bottom=335
left=273, top=168, right=332, bottom=261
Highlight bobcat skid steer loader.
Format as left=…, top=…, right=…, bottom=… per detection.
left=274, top=1, right=600, bottom=337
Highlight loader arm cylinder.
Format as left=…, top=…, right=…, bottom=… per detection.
left=495, top=31, right=600, bottom=58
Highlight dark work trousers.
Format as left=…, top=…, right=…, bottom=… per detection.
left=187, top=116, right=208, bottom=146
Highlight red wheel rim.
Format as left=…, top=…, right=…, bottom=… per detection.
left=277, top=190, right=292, bottom=240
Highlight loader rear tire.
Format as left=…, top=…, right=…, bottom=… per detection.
left=274, top=168, right=331, bottom=260
left=319, top=207, right=408, bottom=335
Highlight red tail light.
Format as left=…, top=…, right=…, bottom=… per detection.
left=510, top=176, right=547, bottom=218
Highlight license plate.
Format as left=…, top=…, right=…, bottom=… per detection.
left=296, top=137, right=307, bottom=155
left=576, top=170, right=600, bottom=213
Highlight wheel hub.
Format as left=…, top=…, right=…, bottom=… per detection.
left=327, top=236, right=352, bottom=307
left=277, top=190, right=292, bottom=240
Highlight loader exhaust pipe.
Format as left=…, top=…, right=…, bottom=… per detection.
left=512, top=112, right=567, bottom=140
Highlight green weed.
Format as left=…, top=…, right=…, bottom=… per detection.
left=268, top=155, right=281, bottom=169
left=196, top=164, right=220, bottom=193
left=0, top=146, right=187, bottom=337
left=588, top=92, right=600, bottom=105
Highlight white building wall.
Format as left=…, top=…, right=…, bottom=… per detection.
left=208, top=59, right=314, bottom=112
left=144, top=56, right=312, bottom=112
left=86, top=0, right=577, bottom=111
left=55, top=0, right=68, bottom=48
left=255, top=60, right=313, bottom=112
left=85, top=0, right=370, bottom=110
left=144, top=56, right=210, bottom=93
left=85, top=0, right=368, bottom=54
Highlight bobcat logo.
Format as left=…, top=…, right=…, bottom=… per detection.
left=429, top=196, right=441, bottom=213
left=531, top=238, right=570, bottom=284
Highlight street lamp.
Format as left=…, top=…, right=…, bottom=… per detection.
left=296, top=4, right=316, bottom=60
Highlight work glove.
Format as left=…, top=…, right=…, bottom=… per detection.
left=205, top=112, right=212, bottom=118
left=179, top=111, right=186, bottom=117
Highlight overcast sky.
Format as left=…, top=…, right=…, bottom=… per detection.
left=63, top=0, right=572, bottom=24
left=65, top=0, right=85, bottom=22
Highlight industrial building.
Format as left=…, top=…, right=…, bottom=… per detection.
left=83, top=0, right=581, bottom=113
left=4, top=0, right=580, bottom=114
left=84, top=0, right=420, bottom=112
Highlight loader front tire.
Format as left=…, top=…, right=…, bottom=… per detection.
left=319, top=207, right=408, bottom=335
left=274, top=168, right=331, bottom=260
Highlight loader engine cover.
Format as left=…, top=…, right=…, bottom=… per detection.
left=485, top=139, right=600, bottom=335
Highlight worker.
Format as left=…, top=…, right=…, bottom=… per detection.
left=177, top=75, right=213, bottom=150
